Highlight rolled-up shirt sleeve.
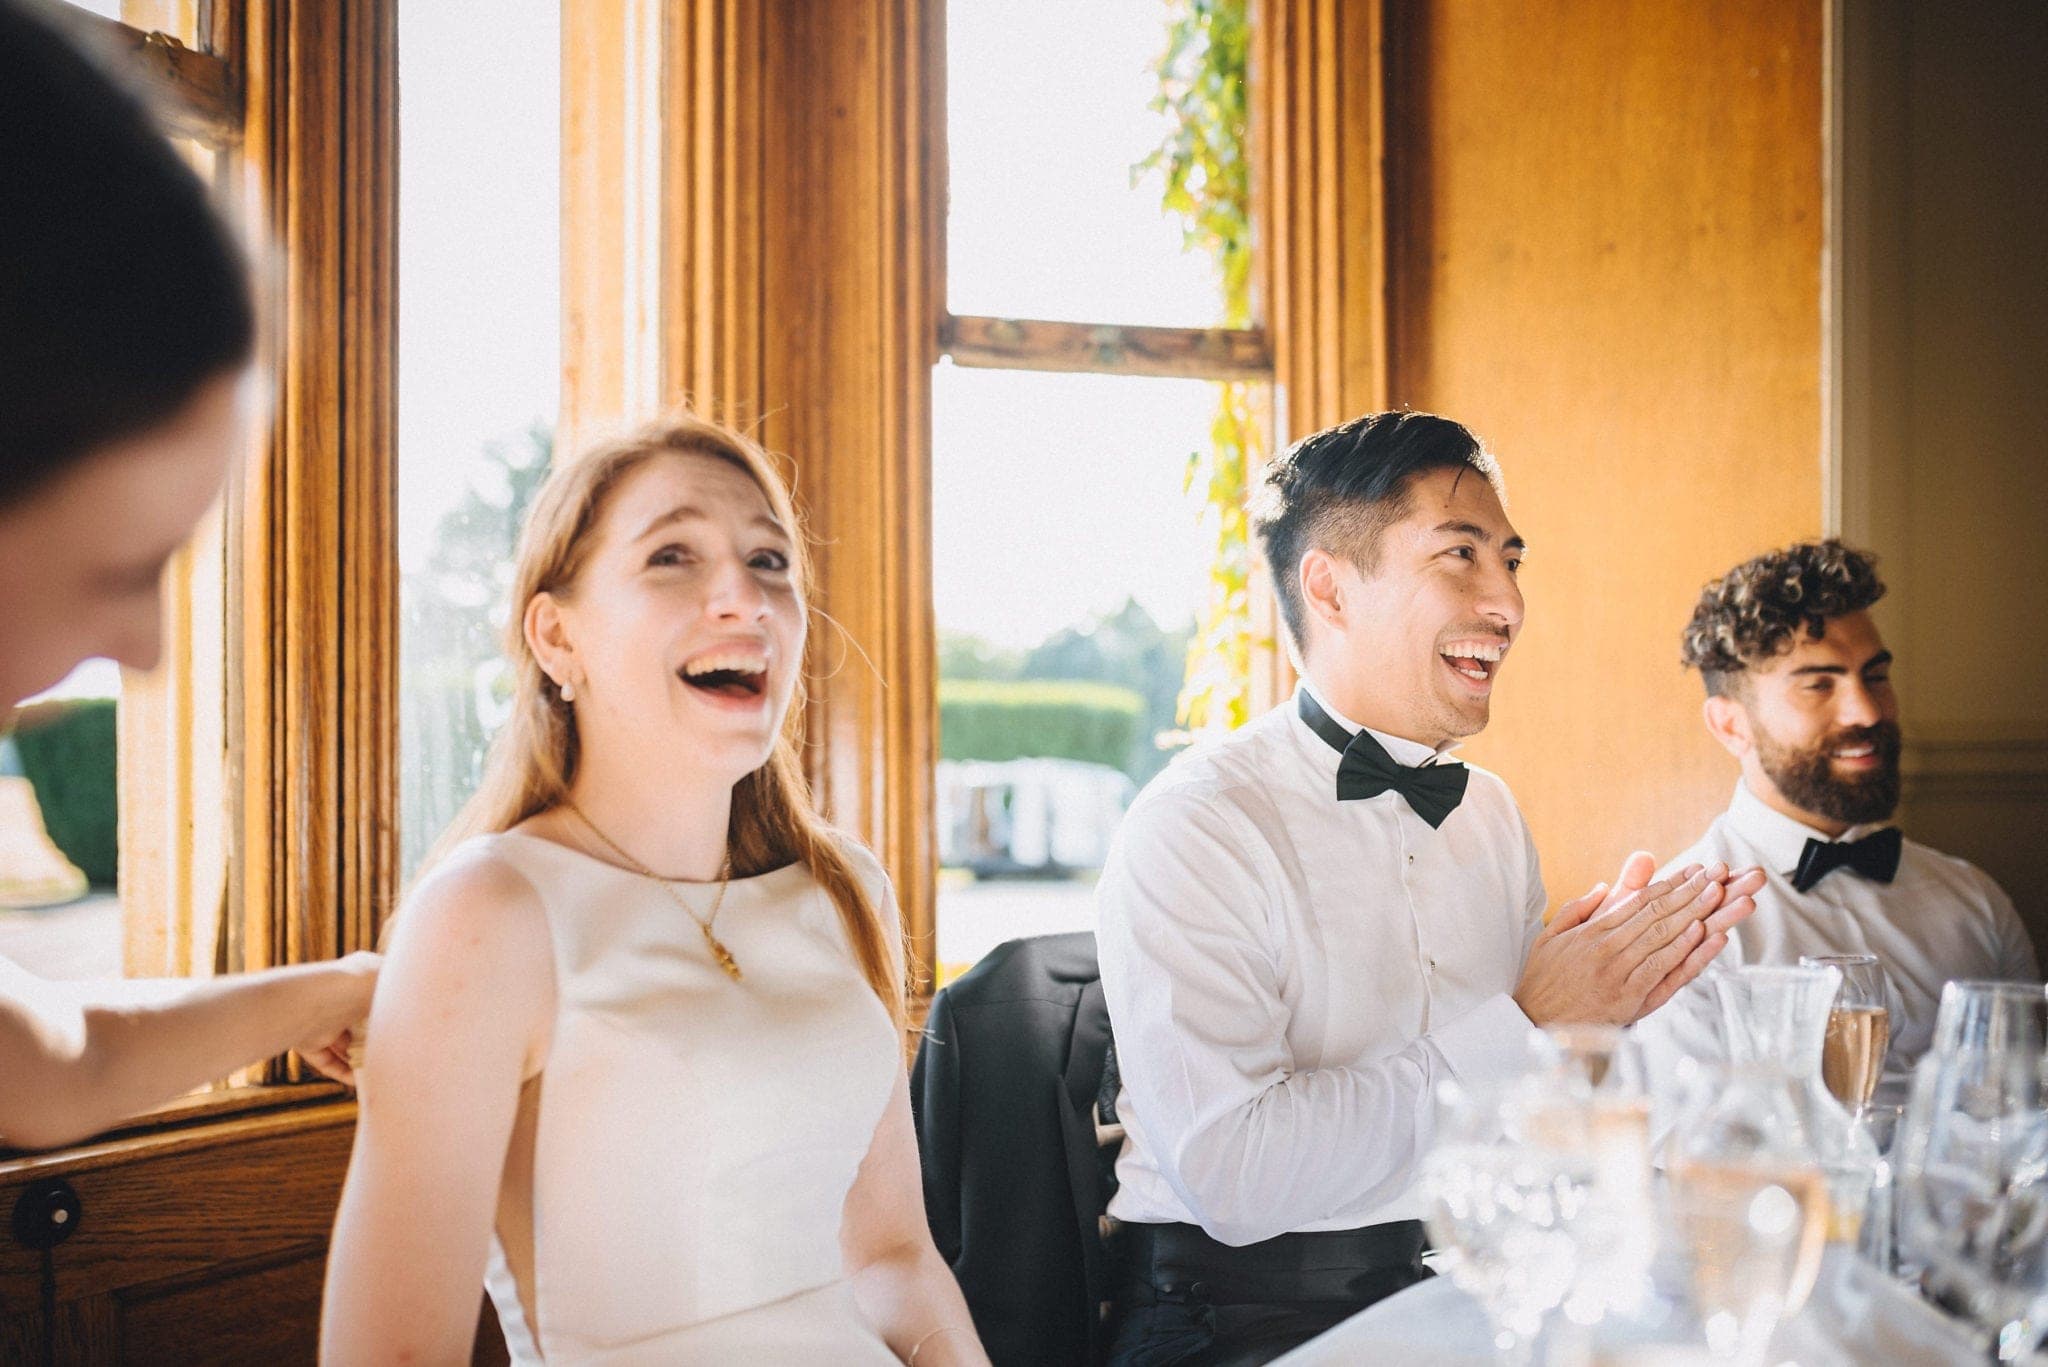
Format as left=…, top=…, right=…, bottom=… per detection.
left=1098, top=787, right=1531, bottom=1246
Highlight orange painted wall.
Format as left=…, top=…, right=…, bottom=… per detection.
left=1379, top=0, right=1827, bottom=901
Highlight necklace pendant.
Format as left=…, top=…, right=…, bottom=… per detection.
left=702, top=925, right=744, bottom=982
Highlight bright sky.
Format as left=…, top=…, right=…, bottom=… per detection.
left=396, top=2, right=561, bottom=572
left=936, top=1, right=1231, bottom=648
left=932, top=366, right=1222, bottom=648
left=947, top=1, right=1223, bottom=326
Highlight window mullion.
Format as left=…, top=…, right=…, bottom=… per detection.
left=231, top=0, right=397, bottom=1014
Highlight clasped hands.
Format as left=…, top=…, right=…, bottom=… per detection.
left=1513, top=852, right=1765, bottom=1027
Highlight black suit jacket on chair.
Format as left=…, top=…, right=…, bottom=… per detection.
left=910, top=931, right=1121, bottom=1367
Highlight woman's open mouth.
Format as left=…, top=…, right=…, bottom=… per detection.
left=679, top=650, right=769, bottom=706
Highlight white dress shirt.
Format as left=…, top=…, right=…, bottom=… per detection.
left=1635, top=780, right=2038, bottom=1078
left=1097, top=687, right=1545, bottom=1246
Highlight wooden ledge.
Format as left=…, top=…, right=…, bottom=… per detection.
left=0, top=1091, right=354, bottom=1182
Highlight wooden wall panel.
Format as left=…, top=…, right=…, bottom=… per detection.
left=1381, top=0, right=1827, bottom=900
left=0, top=1107, right=353, bottom=1363
left=1256, top=0, right=1388, bottom=710
left=112, top=1250, right=325, bottom=1363
left=661, top=0, right=765, bottom=422
left=559, top=0, right=666, bottom=457
left=1836, top=1, right=2048, bottom=943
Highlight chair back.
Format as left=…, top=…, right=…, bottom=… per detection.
left=910, top=932, right=1122, bottom=1366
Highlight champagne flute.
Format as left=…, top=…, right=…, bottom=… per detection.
left=1663, top=1160, right=1828, bottom=1366
left=1663, top=1058, right=1832, bottom=1360
left=1857, top=1087, right=1911, bottom=1279
left=1802, top=953, right=1891, bottom=1117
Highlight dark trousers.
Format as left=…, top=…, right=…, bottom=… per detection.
left=1104, top=1220, right=1431, bottom=1367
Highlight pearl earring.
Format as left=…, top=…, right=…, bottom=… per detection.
left=559, top=680, right=576, bottom=703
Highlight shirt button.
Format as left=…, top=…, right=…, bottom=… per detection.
left=1406, top=854, right=1415, bottom=864
left=1426, top=956, right=1437, bottom=974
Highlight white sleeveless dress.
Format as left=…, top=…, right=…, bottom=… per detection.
left=469, top=829, right=902, bottom=1364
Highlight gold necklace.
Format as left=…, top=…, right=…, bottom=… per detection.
left=564, top=800, right=743, bottom=982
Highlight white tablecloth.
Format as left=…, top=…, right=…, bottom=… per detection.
left=1275, top=1250, right=2013, bottom=1365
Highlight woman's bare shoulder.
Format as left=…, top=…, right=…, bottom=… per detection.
left=377, top=837, right=555, bottom=1043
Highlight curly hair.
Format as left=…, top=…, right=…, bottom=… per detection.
left=1681, top=540, right=1886, bottom=695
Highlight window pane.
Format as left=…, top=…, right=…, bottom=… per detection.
left=397, top=2, right=560, bottom=879
left=946, top=0, right=1233, bottom=328
left=48, top=2, right=199, bottom=45
left=51, top=0, right=123, bottom=19
left=0, top=664, right=121, bottom=979
left=931, top=364, right=1266, bottom=979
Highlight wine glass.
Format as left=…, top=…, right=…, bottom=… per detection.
left=1420, top=1077, right=1594, bottom=1364
left=1856, top=1077, right=1914, bottom=1279
left=1524, top=1026, right=1658, bottom=1324
left=1931, top=981, right=2048, bottom=1058
left=1801, top=953, right=1892, bottom=1118
left=1896, top=1038, right=2048, bottom=1361
left=1661, top=1059, right=1832, bottom=1363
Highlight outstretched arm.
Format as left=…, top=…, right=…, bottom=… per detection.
left=0, top=951, right=377, bottom=1150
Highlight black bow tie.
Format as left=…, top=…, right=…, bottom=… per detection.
left=1298, top=692, right=1469, bottom=829
left=1791, top=826, right=1903, bottom=893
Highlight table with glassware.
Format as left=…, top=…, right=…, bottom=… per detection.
left=1282, top=966, right=2048, bottom=1365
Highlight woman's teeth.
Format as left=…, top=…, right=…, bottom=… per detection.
left=680, top=659, right=768, bottom=697
left=684, top=654, right=766, bottom=677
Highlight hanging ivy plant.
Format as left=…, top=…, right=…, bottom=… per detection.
left=1136, top=0, right=1262, bottom=736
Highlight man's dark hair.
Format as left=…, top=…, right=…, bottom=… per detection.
left=1680, top=539, right=1887, bottom=696
left=0, top=0, right=256, bottom=507
left=1249, top=410, right=1503, bottom=653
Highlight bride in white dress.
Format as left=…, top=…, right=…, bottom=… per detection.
left=322, top=415, right=987, bottom=1365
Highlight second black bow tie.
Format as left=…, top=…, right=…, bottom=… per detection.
left=1791, top=826, right=1903, bottom=893
left=1299, top=691, right=1469, bottom=829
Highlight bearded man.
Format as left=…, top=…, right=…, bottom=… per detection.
left=1637, top=539, right=2036, bottom=1076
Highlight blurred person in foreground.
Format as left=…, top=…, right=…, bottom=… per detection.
left=0, top=0, right=374, bottom=1151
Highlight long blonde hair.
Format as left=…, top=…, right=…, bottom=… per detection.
left=426, top=412, right=905, bottom=1026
